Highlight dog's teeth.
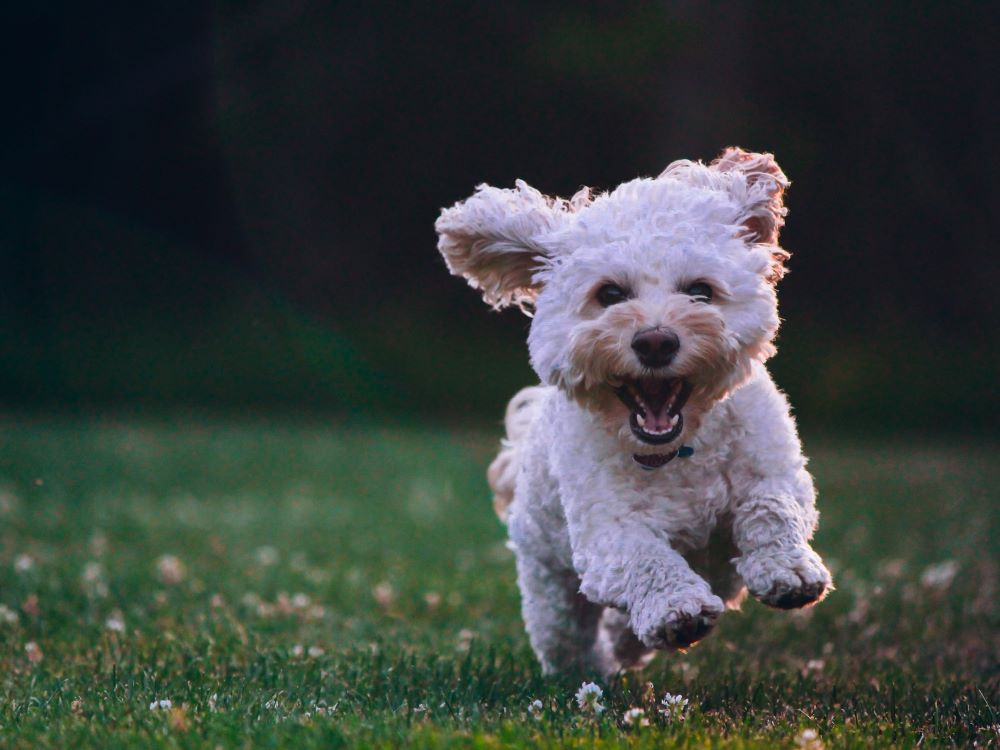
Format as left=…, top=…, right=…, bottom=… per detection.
left=636, top=413, right=646, bottom=427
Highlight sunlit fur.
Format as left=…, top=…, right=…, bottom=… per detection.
left=437, top=147, right=832, bottom=676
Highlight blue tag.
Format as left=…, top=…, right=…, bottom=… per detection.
left=677, top=445, right=694, bottom=458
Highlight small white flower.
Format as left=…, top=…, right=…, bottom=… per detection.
left=920, top=560, right=959, bottom=590
left=255, top=546, right=279, bottom=567
left=304, top=604, right=326, bottom=621
left=81, top=562, right=110, bottom=598
left=658, top=692, right=689, bottom=721
left=82, top=561, right=103, bottom=583
left=456, top=628, right=476, bottom=652
left=105, top=611, right=126, bottom=633
left=423, top=591, right=442, bottom=609
left=623, top=707, right=649, bottom=727
left=528, top=698, right=544, bottom=718
left=25, top=641, right=43, bottom=663
left=291, top=593, right=311, bottom=609
left=795, top=727, right=824, bottom=749
left=0, top=604, right=18, bottom=625
left=291, top=644, right=304, bottom=657
left=575, top=681, right=605, bottom=714
left=14, top=554, right=35, bottom=573
left=413, top=702, right=428, bottom=713
left=372, top=581, right=394, bottom=607
left=156, top=555, right=185, bottom=585
left=149, top=699, right=172, bottom=711
left=802, top=658, right=825, bottom=675
left=307, top=645, right=325, bottom=658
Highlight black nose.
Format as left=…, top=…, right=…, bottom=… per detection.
left=631, top=328, right=680, bottom=368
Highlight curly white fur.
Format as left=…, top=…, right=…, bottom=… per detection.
left=437, top=147, right=832, bottom=676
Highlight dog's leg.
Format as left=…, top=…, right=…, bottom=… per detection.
left=515, top=554, right=603, bottom=675
left=593, top=607, right=655, bottom=677
left=568, top=516, right=726, bottom=651
left=724, top=375, right=833, bottom=609
left=732, top=492, right=832, bottom=609
left=619, top=548, right=726, bottom=650
left=685, top=526, right=748, bottom=609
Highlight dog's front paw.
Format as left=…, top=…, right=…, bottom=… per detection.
left=632, top=590, right=725, bottom=650
left=737, top=545, right=832, bottom=609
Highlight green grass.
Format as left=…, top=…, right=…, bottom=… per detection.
left=0, top=416, right=997, bottom=748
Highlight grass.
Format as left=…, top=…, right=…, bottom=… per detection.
left=0, top=415, right=997, bottom=748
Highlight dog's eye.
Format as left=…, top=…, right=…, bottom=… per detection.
left=596, top=283, right=630, bottom=307
left=684, top=282, right=714, bottom=302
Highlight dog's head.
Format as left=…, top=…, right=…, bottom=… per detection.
left=436, top=147, right=790, bottom=457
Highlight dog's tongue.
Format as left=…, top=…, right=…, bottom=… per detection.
left=638, top=378, right=676, bottom=432
left=642, top=408, right=674, bottom=433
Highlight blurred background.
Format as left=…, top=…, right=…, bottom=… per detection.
left=3, top=2, right=997, bottom=433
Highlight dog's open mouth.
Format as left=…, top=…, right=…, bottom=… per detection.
left=614, top=377, right=692, bottom=445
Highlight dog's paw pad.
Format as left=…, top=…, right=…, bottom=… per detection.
left=641, top=604, right=721, bottom=650
left=661, top=611, right=717, bottom=648
left=760, top=580, right=828, bottom=610
left=738, top=545, right=833, bottom=610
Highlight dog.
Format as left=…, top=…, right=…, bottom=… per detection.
left=435, top=147, right=832, bottom=676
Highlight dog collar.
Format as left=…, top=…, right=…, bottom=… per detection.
left=633, top=445, right=694, bottom=470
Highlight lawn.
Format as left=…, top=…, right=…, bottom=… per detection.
left=0, top=415, right=997, bottom=748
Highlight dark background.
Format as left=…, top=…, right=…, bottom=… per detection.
left=3, top=2, right=997, bottom=432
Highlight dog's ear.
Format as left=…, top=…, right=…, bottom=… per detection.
left=436, top=180, right=570, bottom=311
left=710, top=147, right=789, bottom=245
left=711, top=147, right=791, bottom=281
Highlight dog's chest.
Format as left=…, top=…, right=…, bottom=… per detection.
left=552, top=402, right=739, bottom=553
left=628, top=452, right=734, bottom=551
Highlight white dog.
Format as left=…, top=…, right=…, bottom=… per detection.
left=436, top=147, right=832, bottom=676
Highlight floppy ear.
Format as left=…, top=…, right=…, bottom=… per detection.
left=710, top=147, right=791, bottom=281
left=436, top=180, right=569, bottom=311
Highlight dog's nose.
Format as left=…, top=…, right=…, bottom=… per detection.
left=631, top=328, right=680, bottom=368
